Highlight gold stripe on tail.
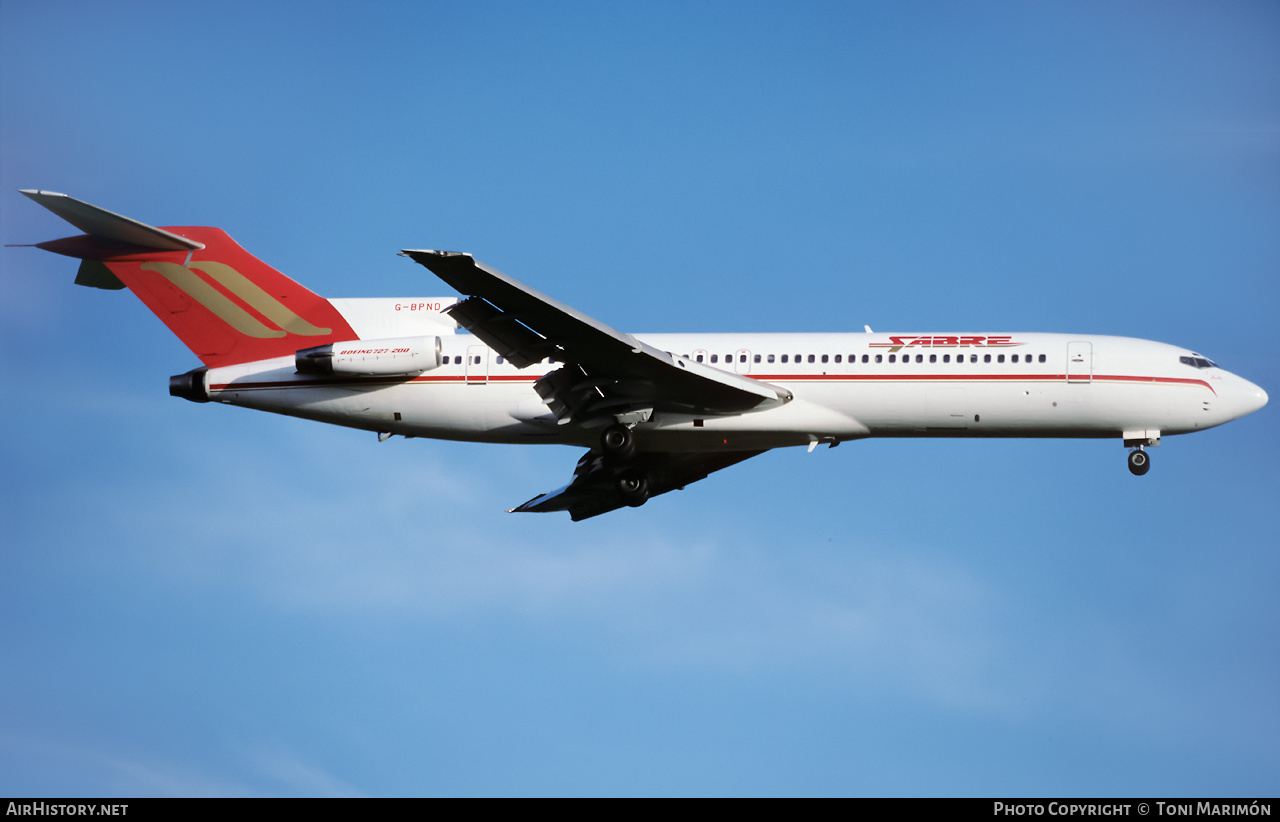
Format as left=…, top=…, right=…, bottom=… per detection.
left=188, top=261, right=331, bottom=336
left=142, top=262, right=285, bottom=339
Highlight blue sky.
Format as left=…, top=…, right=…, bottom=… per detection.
left=2, top=0, right=1277, bottom=797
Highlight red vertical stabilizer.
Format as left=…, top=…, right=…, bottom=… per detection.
left=22, top=191, right=356, bottom=367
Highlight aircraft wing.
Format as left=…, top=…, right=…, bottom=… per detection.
left=511, top=448, right=768, bottom=521
left=400, top=250, right=791, bottom=422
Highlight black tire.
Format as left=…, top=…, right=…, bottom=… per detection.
left=616, top=469, right=650, bottom=507
left=601, top=424, right=635, bottom=462
left=1128, top=449, right=1150, bottom=476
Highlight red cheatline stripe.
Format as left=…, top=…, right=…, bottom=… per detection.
left=209, top=372, right=1215, bottom=395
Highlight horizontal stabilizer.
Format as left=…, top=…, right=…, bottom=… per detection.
left=20, top=190, right=204, bottom=252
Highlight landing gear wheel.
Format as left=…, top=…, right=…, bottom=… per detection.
left=601, top=423, right=636, bottom=462
left=1127, top=448, right=1150, bottom=476
left=616, top=469, right=650, bottom=507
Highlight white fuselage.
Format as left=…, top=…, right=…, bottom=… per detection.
left=200, top=331, right=1268, bottom=453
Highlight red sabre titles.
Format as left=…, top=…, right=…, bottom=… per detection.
left=869, top=335, right=1023, bottom=352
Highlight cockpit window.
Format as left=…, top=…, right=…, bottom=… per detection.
left=1179, top=355, right=1218, bottom=369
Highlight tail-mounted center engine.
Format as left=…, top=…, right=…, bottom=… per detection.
left=295, top=336, right=443, bottom=377
left=169, top=367, right=210, bottom=403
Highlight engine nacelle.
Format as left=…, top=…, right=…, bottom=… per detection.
left=295, top=336, right=443, bottom=377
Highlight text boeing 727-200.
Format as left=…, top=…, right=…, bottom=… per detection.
left=18, top=191, right=1268, bottom=520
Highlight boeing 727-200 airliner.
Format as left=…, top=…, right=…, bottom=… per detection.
left=17, top=191, right=1268, bottom=520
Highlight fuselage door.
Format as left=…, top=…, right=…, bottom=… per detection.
left=465, top=345, right=488, bottom=384
left=926, top=388, right=967, bottom=428
left=1066, top=341, right=1092, bottom=383
left=735, top=349, right=752, bottom=375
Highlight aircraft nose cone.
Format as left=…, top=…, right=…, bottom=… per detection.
left=1235, top=377, right=1267, bottom=418
left=1249, top=383, right=1268, bottom=414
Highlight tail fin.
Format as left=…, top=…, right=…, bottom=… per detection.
left=21, top=190, right=356, bottom=367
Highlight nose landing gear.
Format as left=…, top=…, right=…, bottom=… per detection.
left=1127, top=447, right=1150, bottom=476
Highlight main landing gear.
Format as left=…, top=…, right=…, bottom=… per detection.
left=616, top=468, right=650, bottom=507
left=601, top=422, right=636, bottom=462
left=1127, top=447, right=1150, bottom=476
left=601, top=423, right=649, bottom=507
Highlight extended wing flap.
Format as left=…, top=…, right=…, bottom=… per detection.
left=446, top=294, right=559, bottom=368
left=511, top=448, right=768, bottom=521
